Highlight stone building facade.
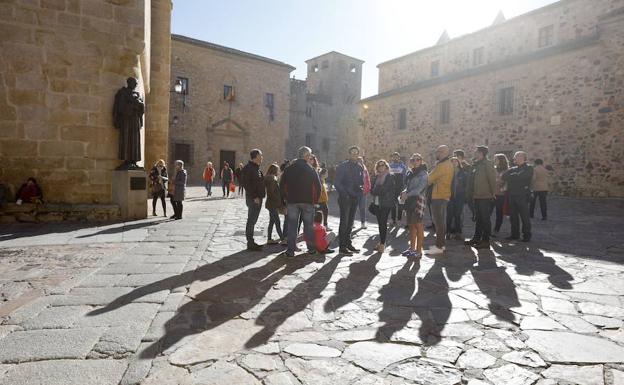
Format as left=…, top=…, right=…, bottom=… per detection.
left=169, top=35, right=294, bottom=185
left=288, top=52, right=363, bottom=166
left=0, top=0, right=172, bottom=204
left=358, top=0, right=624, bottom=197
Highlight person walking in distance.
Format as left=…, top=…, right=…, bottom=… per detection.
left=401, top=154, right=428, bottom=258
left=221, top=162, right=233, bottom=198
left=264, top=163, right=284, bottom=245
left=503, top=151, right=533, bottom=242
left=493, top=153, right=510, bottom=234
left=357, top=157, right=371, bottom=229
left=241, top=149, right=266, bottom=251
left=171, top=160, right=187, bottom=220
left=388, top=152, right=407, bottom=226
left=280, top=146, right=321, bottom=257
left=202, top=161, right=214, bottom=197
left=427, top=145, right=454, bottom=254
left=530, top=158, right=549, bottom=220
left=334, top=146, right=364, bottom=255
left=465, top=146, right=496, bottom=249
left=370, top=160, right=396, bottom=253
left=235, top=163, right=245, bottom=196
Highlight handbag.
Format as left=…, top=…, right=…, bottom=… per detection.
left=229, top=182, right=236, bottom=192
left=368, top=202, right=379, bottom=216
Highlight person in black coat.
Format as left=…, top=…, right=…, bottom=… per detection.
left=149, top=159, right=168, bottom=216
left=370, top=160, right=396, bottom=253
left=502, top=151, right=533, bottom=242
left=333, top=146, right=364, bottom=255
left=241, top=149, right=266, bottom=251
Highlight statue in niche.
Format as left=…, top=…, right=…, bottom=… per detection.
left=113, top=77, right=144, bottom=170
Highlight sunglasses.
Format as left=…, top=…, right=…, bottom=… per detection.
left=410, top=158, right=422, bottom=162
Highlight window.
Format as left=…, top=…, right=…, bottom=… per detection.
left=321, top=60, right=329, bottom=69
left=398, top=108, right=407, bottom=130
left=439, top=99, right=450, bottom=124
left=176, top=77, right=189, bottom=93
left=265, top=93, right=274, bottom=121
left=472, top=47, right=484, bottom=66
left=305, top=134, right=314, bottom=148
left=430, top=60, right=439, bottom=77
left=538, top=25, right=554, bottom=48
left=497, top=87, right=515, bottom=116
left=349, top=64, right=357, bottom=73
left=322, top=138, right=330, bottom=152
left=223, top=85, right=235, bottom=101
left=312, top=64, right=319, bottom=73
left=305, top=105, right=312, bottom=117
left=174, top=143, right=192, bottom=166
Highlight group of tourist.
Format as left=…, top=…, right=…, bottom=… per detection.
left=149, top=159, right=186, bottom=220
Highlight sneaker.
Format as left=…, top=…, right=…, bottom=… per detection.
left=361, top=222, right=367, bottom=229
left=407, top=250, right=422, bottom=258
left=401, top=249, right=413, bottom=256
left=339, top=248, right=354, bottom=255
left=319, top=248, right=334, bottom=254
left=464, top=239, right=479, bottom=246
left=428, top=246, right=445, bottom=254
left=247, top=243, right=263, bottom=251
left=266, top=239, right=278, bottom=245
left=346, top=245, right=360, bottom=253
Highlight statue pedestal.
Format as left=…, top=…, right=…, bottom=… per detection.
left=112, top=169, right=147, bottom=220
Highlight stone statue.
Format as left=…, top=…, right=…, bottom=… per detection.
left=113, top=77, right=145, bottom=170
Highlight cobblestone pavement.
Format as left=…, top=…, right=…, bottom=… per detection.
left=1, top=187, right=624, bottom=385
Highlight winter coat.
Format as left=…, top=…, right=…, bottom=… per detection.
left=503, top=163, right=534, bottom=196
left=264, top=175, right=283, bottom=209
left=280, top=159, right=321, bottom=204
left=149, top=166, right=168, bottom=194
left=173, top=169, right=187, bottom=201
left=405, top=168, right=428, bottom=198
left=371, top=174, right=396, bottom=209
left=467, top=158, right=496, bottom=200
left=241, top=161, right=266, bottom=200
left=428, top=157, right=454, bottom=200
left=532, top=165, right=550, bottom=191
left=334, top=160, right=364, bottom=199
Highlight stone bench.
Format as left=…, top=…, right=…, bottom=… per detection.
left=0, top=203, right=121, bottom=223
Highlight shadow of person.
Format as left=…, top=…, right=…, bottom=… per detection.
left=75, top=219, right=165, bottom=238
left=492, top=242, right=574, bottom=289
left=375, top=258, right=420, bottom=342
left=471, top=248, right=520, bottom=324
left=87, top=249, right=268, bottom=317
left=324, top=252, right=382, bottom=312
left=413, top=258, right=451, bottom=346
left=245, top=255, right=344, bottom=348
left=139, top=254, right=320, bottom=359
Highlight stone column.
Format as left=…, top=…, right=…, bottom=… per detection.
left=144, top=0, right=172, bottom=171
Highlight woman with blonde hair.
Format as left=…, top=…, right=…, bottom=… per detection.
left=149, top=159, right=168, bottom=216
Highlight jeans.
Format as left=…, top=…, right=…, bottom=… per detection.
left=430, top=199, right=447, bottom=248
left=530, top=191, right=548, bottom=219
left=172, top=200, right=183, bottom=219
left=222, top=181, right=230, bottom=197
left=494, top=195, right=505, bottom=232
left=376, top=207, right=391, bottom=244
left=287, top=203, right=315, bottom=255
left=358, top=194, right=367, bottom=224
left=245, top=197, right=262, bottom=244
left=473, top=199, right=494, bottom=241
left=509, top=194, right=531, bottom=239
left=267, top=208, right=283, bottom=240
left=446, top=198, right=464, bottom=234
left=152, top=190, right=166, bottom=215
left=204, top=181, right=212, bottom=196
left=338, top=194, right=359, bottom=248
left=318, top=202, right=329, bottom=227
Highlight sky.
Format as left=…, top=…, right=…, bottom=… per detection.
left=171, top=0, right=558, bottom=98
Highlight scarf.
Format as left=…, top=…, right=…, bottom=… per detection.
left=375, top=169, right=389, bottom=186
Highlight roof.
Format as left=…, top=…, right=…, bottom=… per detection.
left=377, top=0, right=569, bottom=68
left=172, top=34, right=296, bottom=71
left=305, top=51, right=365, bottom=64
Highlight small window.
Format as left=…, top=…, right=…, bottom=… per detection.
left=265, top=93, right=274, bottom=121
left=305, top=105, right=312, bottom=117
left=176, top=77, right=189, bottom=93
left=321, top=60, right=329, bottom=69
left=305, top=134, right=314, bottom=148
left=398, top=108, right=407, bottom=130
left=174, top=143, right=192, bottom=166
left=472, top=47, right=484, bottom=66
left=349, top=64, right=357, bottom=73
left=439, top=99, right=450, bottom=124
left=322, top=138, right=330, bottom=152
left=497, top=87, right=515, bottom=116
left=311, top=64, right=319, bottom=73
left=430, top=60, right=439, bottom=77
left=223, top=85, right=235, bottom=101
left=538, top=25, right=554, bottom=48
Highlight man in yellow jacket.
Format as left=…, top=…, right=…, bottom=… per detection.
left=427, top=145, right=454, bottom=254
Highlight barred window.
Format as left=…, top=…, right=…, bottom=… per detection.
left=439, top=99, right=450, bottom=124
left=538, top=25, right=554, bottom=48
left=398, top=108, right=407, bottom=130
left=497, top=87, right=515, bottom=116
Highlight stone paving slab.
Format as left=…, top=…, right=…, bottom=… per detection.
left=0, top=359, right=127, bottom=385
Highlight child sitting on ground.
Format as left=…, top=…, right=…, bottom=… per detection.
left=313, top=211, right=334, bottom=254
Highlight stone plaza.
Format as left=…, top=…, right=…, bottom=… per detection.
left=1, top=187, right=624, bottom=385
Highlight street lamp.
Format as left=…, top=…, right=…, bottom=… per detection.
left=171, top=79, right=187, bottom=111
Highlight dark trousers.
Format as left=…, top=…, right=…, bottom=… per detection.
left=319, top=202, right=329, bottom=227
left=376, top=207, right=391, bottom=244
left=222, top=181, right=230, bottom=197
left=238, top=184, right=244, bottom=196
left=473, top=199, right=494, bottom=241
left=494, top=195, right=505, bottom=232
left=245, top=197, right=262, bottom=244
left=338, top=194, right=359, bottom=248
left=152, top=190, right=166, bottom=215
left=509, top=194, right=531, bottom=239
left=267, top=208, right=283, bottom=240
left=530, top=191, right=548, bottom=219
left=391, top=203, right=403, bottom=222
left=446, top=198, right=464, bottom=234
left=172, top=200, right=183, bottom=219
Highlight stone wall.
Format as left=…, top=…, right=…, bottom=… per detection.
left=359, top=0, right=624, bottom=197
left=0, top=0, right=171, bottom=204
left=169, top=36, right=293, bottom=185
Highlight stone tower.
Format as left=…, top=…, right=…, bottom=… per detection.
left=288, top=52, right=363, bottom=166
